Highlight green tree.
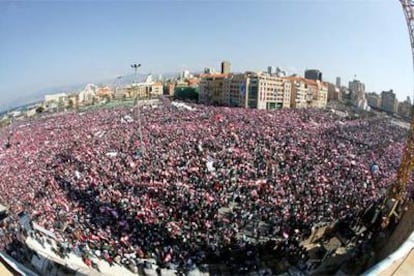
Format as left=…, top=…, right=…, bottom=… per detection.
left=36, top=106, right=45, bottom=113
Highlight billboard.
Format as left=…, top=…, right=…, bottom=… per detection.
left=239, top=83, right=246, bottom=97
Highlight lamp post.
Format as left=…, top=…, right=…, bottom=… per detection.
left=131, top=64, right=145, bottom=154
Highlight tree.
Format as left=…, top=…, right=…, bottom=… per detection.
left=36, top=106, right=44, bottom=113
left=174, top=87, right=199, bottom=101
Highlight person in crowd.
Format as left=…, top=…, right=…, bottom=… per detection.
left=0, top=102, right=408, bottom=272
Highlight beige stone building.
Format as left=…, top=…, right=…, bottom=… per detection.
left=222, top=73, right=250, bottom=108
left=285, top=77, right=328, bottom=109
left=199, top=73, right=228, bottom=105
left=199, top=72, right=292, bottom=110
left=306, top=79, right=328, bottom=108
left=286, top=77, right=309, bottom=109
left=43, top=93, right=69, bottom=111
left=129, top=81, right=164, bottom=99
left=255, top=73, right=291, bottom=109
left=151, top=82, right=163, bottom=96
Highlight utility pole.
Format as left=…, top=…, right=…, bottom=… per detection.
left=131, top=63, right=145, bottom=154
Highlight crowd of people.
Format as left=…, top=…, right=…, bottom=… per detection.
left=0, top=101, right=409, bottom=273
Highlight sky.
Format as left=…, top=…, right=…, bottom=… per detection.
left=0, top=0, right=412, bottom=109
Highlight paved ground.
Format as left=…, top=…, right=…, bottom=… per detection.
left=378, top=248, right=414, bottom=276
left=0, top=262, right=13, bottom=276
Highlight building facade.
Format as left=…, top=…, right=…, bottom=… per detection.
left=306, top=79, right=328, bottom=108
left=199, top=72, right=293, bottom=110
left=327, top=83, right=339, bottom=102
left=348, top=79, right=368, bottom=109
left=348, top=79, right=366, bottom=95
left=336, top=77, right=341, bottom=88
left=381, top=90, right=398, bottom=113
left=221, top=61, right=231, bottom=74
left=44, top=93, right=69, bottom=111
left=398, top=96, right=412, bottom=119
left=286, top=77, right=310, bottom=109
left=366, top=92, right=381, bottom=109
left=78, top=84, right=98, bottom=105
left=304, top=69, right=322, bottom=81
left=223, top=73, right=250, bottom=108
left=286, top=77, right=328, bottom=108
left=130, top=82, right=163, bottom=99
left=199, top=74, right=228, bottom=105
left=256, top=73, right=291, bottom=109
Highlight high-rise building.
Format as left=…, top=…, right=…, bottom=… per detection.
left=267, top=66, right=276, bottom=75
left=336, top=77, right=341, bottom=88
left=304, top=69, right=322, bottom=81
left=304, top=79, right=328, bottom=108
left=221, top=61, right=231, bottom=74
left=348, top=79, right=367, bottom=108
left=348, top=79, right=365, bottom=94
left=381, top=90, right=397, bottom=113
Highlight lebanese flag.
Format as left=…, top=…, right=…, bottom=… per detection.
left=205, top=220, right=212, bottom=229
left=204, top=192, right=214, bottom=203
left=164, top=253, right=172, bottom=263
left=255, top=179, right=266, bottom=186
left=89, top=234, right=100, bottom=242
left=32, top=210, right=41, bottom=217
left=214, top=182, right=221, bottom=191
left=84, top=258, right=92, bottom=267
left=120, top=235, right=130, bottom=245
left=97, top=231, right=108, bottom=241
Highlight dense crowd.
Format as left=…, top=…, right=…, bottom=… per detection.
left=0, top=102, right=409, bottom=273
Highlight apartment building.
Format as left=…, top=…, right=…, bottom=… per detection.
left=199, top=73, right=228, bottom=105
left=199, top=72, right=292, bottom=110
left=285, top=77, right=328, bottom=109
left=381, top=89, right=398, bottom=113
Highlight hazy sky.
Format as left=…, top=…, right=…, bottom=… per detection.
left=0, top=0, right=412, bottom=108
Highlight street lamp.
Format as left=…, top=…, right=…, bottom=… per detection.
left=131, top=63, right=145, bottom=154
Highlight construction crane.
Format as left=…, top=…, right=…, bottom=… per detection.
left=385, top=0, right=414, bottom=221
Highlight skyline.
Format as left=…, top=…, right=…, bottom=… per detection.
left=0, top=0, right=413, bottom=109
